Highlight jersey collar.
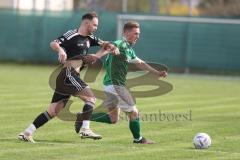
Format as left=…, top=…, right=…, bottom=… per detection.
left=122, top=37, right=133, bottom=47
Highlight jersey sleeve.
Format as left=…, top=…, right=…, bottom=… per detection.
left=117, top=41, right=128, bottom=55
left=128, top=56, right=144, bottom=63
left=54, top=29, right=78, bottom=47
left=54, top=35, right=67, bottom=45
left=88, top=35, right=103, bottom=46
left=117, top=41, right=137, bottom=62
left=130, top=50, right=137, bottom=59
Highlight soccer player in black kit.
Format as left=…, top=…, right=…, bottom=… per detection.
left=18, top=12, right=119, bottom=143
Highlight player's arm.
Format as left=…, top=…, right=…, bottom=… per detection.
left=93, top=43, right=119, bottom=59
left=84, top=43, right=119, bottom=64
left=96, top=42, right=119, bottom=58
left=99, top=41, right=119, bottom=55
left=89, top=35, right=119, bottom=55
left=132, top=58, right=167, bottom=78
left=50, top=39, right=67, bottom=63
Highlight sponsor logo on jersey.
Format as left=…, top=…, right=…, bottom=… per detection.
left=86, top=40, right=90, bottom=48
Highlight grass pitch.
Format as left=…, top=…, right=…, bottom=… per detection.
left=0, top=63, right=240, bottom=160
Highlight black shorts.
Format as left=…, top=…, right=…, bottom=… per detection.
left=51, top=67, right=87, bottom=103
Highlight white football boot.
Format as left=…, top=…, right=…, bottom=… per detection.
left=80, top=128, right=102, bottom=140
left=18, top=132, right=35, bottom=143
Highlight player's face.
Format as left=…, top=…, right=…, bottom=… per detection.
left=125, top=27, right=140, bottom=45
left=87, top=17, right=98, bottom=34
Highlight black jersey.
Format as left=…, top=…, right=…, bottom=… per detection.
left=55, top=29, right=102, bottom=60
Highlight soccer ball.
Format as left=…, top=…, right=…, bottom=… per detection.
left=193, top=133, right=211, bottom=149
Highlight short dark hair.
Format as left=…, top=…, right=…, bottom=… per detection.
left=82, top=12, right=98, bottom=20
left=123, top=21, right=140, bottom=32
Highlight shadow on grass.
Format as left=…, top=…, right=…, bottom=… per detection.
left=0, top=138, right=22, bottom=143
left=0, top=138, right=80, bottom=145
left=35, top=139, right=80, bottom=144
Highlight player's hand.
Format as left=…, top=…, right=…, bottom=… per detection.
left=159, top=71, right=168, bottom=78
left=111, top=47, right=120, bottom=55
left=83, top=54, right=98, bottom=64
left=102, top=42, right=120, bottom=55
left=58, top=49, right=67, bottom=63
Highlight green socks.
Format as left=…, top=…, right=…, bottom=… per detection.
left=129, top=118, right=141, bottom=139
left=91, top=112, right=112, bottom=124
left=91, top=113, right=141, bottom=140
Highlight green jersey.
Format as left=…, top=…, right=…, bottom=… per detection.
left=103, top=39, right=137, bottom=86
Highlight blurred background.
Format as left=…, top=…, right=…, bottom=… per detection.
left=0, top=0, right=240, bottom=73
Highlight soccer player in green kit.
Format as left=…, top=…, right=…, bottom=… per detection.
left=91, top=21, right=167, bottom=144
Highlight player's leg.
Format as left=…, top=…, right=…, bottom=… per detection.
left=127, top=108, right=142, bottom=143
left=60, top=66, right=101, bottom=139
left=19, top=67, right=77, bottom=142
left=127, top=108, right=154, bottom=144
left=91, top=106, right=120, bottom=124
left=91, top=86, right=120, bottom=124
left=74, top=86, right=96, bottom=132
left=108, top=107, right=120, bottom=123
left=112, top=85, right=154, bottom=144
left=74, top=86, right=102, bottom=139
left=18, top=92, right=70, bottom=143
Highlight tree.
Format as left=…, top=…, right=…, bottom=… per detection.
left=198, top=0, right=240, bottom=16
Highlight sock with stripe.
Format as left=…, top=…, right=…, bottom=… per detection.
left=80, top=102, right=94, bottom=129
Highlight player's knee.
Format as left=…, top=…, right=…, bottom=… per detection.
left=109, top=113, right=119, bottom=124
left=110, top=118, right=118, bottom=124
left=47, top=102, right=65, bottom=117
left=132, top=107, right=139, bottom=114
left=82, top=101, right=94, bottom=120
left=85, top=97, right=96, bottom=105
left=129, top=107, right=139, bottom=120
left=110, top=116, right=119, bottom=124
left=47, top=108, right=58, bottom=117
left=83, top=102, right=94, bottom=112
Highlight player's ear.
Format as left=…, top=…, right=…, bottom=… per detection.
left=86, top=20, right=89, bottom=26
left=84, top=20, right=90, bottom=27
left=124, top=30, right=129, bottom=38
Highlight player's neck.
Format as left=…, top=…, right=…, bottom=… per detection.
left=78, top=26, right=89, bottom=36
left=123, top=37, right=133, bottom=46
